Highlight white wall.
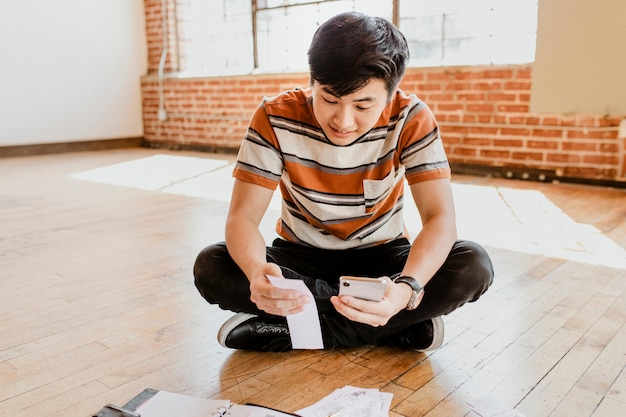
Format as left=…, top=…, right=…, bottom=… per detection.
left=0, top=0, right=147, bottom=146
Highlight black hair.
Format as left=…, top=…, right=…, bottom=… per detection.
left=307, top=12, right=409, bottom=99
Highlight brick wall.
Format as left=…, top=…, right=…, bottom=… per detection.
left=142, top=1, right=626, bottom=184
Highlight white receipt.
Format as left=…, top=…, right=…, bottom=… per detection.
left=266, top=275, right=324, bottom=349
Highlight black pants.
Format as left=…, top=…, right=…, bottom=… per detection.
left=194, top=238, right=494, bottom=348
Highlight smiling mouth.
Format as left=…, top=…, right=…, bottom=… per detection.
left=330, top=126, right=354, bottom=135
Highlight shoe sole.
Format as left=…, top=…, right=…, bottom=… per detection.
left=417, top=316, right=445, bottom=352
left=217, top=312, right=257, bottom=348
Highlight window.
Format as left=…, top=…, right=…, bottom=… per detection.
left=400, top=0, right=538, bottom=67
left=173, top=0, right=537, bottom=76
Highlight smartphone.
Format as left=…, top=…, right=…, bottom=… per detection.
left=339, top=276, right=386, bottom=301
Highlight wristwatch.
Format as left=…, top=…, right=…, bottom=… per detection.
left=393, top=275, right=424, bottom=310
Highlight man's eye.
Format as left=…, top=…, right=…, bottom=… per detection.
left=323, top=97, right=337, bottom=104
left=356, top=106, right=372, bottom=111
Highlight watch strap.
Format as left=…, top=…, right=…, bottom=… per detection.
left=393, top=275, right=424, bottom=310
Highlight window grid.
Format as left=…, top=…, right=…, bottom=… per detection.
left=174, top=0, right=537, bottom=76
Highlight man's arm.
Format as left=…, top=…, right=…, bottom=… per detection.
left=331, top=177, right=456, bottom=325
left=225, top=179, right=308, bottom=316
left=401, top=177, right=457, bottom=289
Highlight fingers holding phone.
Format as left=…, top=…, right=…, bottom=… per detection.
left=334, top=276, right=398, bottom=326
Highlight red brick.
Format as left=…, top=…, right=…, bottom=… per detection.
left=472, top=82, right=502, bottom=91
left=526, top=117, right=541, bottom=125
left=509, top=116, right=525, bottom=125
left=504, top=81, right=531, bottom=90
left=467, top=104, right=495, bottom=113
left=487, top=93, right=517, bottom=102
left=498, top=104, right=530, bottom=112
left=437, top=103, right=464, bottom=111
left=533, top=129, right=564, bottom=138
left=428, top=93, right=455, bottom=101
left=445, top=82, right=473, bottom=91
left=566, top=130, right=618, bottom=139
left=427, top=72, right=454, bottom=81
left=458, top=93, right=486, bottom=101
left=481, top=69, right=514, bottom=79
left=481, top=149, right=510, bottom=158
left=464, top=138, right=491, bottom=146
left=562, top=142, right=596, bottom=152
left=547, top=153, right=580, bottom=163
left=501, top=128, right=531, bottom=136
left=516, top=68, right=532, bottom=79
left=512, top=151, right=544, bottom=161
left=583, top=155, right=619, bottom=165
left=493, top=139, right=524, bottom=147
left=451, top=147, right=478, bottom=157
left=454, top=71, right=482, bottom=80
left=470, top=127, right=499, bottom=135
left=418, top=83, right=443, bottom=91
left=528, top=140, right=559, bottom=149
left=441, top=126, right=469, bottom=134
left=599, top=143, right=619, bottom=152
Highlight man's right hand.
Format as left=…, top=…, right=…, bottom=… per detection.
left=248, top=263, right=310, bottom=316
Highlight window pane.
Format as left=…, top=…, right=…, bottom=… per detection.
left=255, top=0, right=392, bottom=72
left=400, top=0, right=538, bottom=67
left=176, top=0, right=253, bottom=75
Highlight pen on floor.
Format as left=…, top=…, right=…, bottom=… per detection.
left=244, top=402, right=302, bottom=417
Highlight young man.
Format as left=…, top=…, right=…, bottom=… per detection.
left=194, top=12, right=494, bottom=352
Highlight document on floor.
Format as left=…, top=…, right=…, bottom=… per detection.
left=296, top=385, right=393, bottom=417
left=267, top=275, right=324, bottom=349
left=133, top=391, right=297, bottom=417
left=134, top=391, right=231, bottom=417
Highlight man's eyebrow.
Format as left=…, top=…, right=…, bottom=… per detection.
left=321, top=87, right=377, bottom=103
left=353, top=97, right=376, bottom=103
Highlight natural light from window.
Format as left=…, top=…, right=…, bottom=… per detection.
left=72, top=154, right=626, bottom=270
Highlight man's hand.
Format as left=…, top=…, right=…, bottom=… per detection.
left=330, top=276, right=414, bottom=326
left=248, top=263, right=310, bottom=316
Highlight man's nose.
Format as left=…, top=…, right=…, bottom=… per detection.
left=333, top=106, right=354, bottom=129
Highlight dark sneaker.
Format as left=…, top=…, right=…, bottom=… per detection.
left=376, top=316, right=444, bottom=352
left=217, top=313, right=292, bottom=352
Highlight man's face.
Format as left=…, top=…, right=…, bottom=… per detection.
left=311, top=79, right=390, bottom=146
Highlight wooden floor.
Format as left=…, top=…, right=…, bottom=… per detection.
left=1, top=148, right=625, bottom=417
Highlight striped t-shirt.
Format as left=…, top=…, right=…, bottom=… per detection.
left=233, top=87, right=450, bottom=249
